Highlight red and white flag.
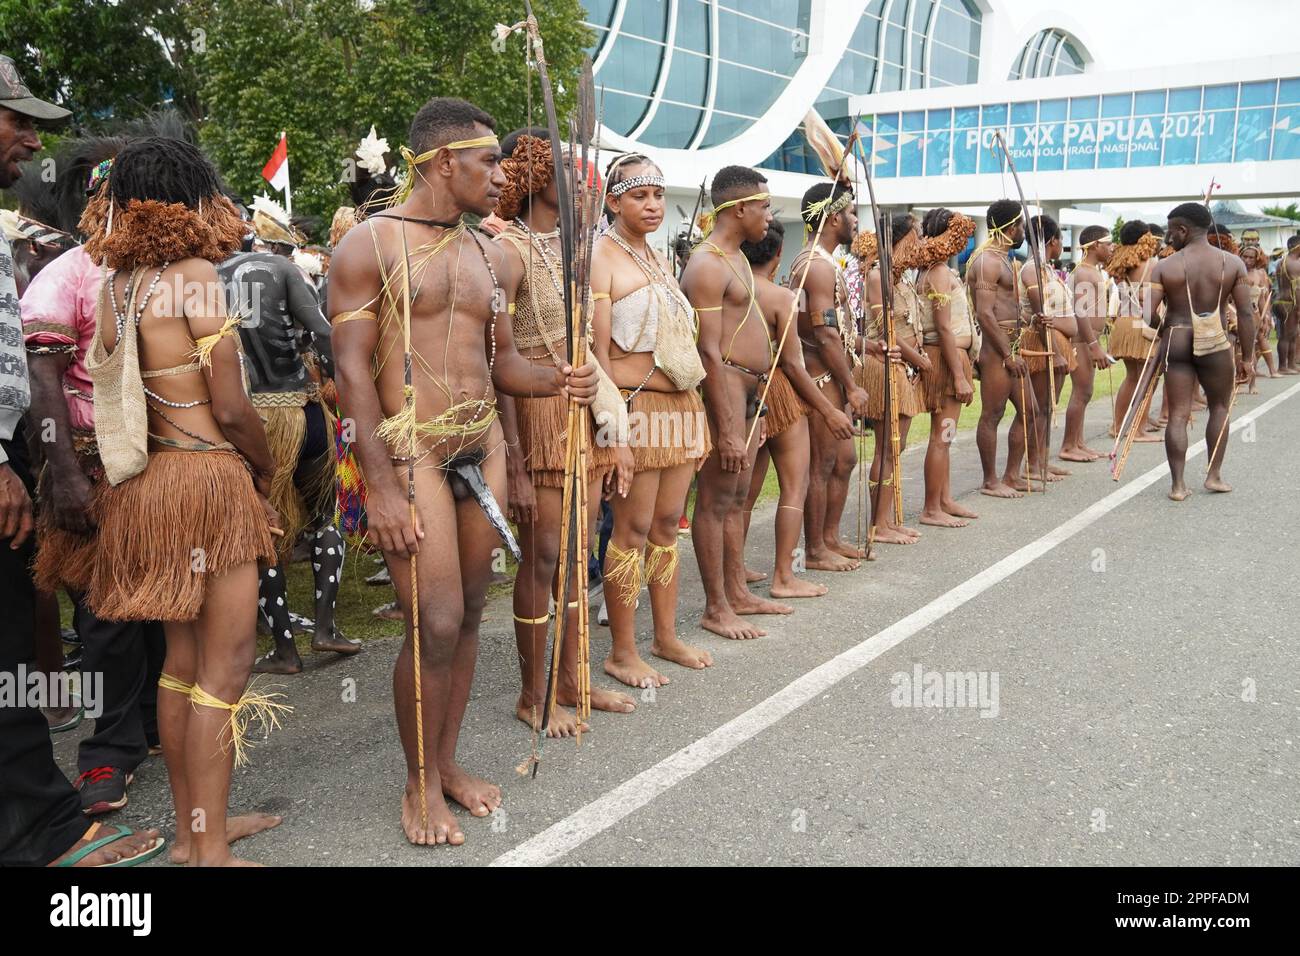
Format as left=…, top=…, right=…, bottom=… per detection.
left=262, top=132, right=290, bottom=194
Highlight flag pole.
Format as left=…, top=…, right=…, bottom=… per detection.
left=280, top=131, right=292, bottom=217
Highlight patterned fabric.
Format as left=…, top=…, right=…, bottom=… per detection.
left=0, top=234, right=31, bottom=464
left=20, top=245, right=100, bottom=431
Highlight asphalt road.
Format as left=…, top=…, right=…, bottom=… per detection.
left=53, top=375, right=1300, bottom=866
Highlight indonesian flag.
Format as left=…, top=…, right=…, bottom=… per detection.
left=262, top=133, right=289, bottom=193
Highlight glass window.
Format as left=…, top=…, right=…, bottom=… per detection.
left=1278, top=78, right=1300, bottom=105
left=1168, top=87, right=1201, bottom=112
left=903, top=110, right=926, bottom=131
left=585, top=0, right=618, bottom=29
left=885, top=23, right=904, bottom=64
left=641, top=103, right=705, bottom=149
left=899, top=132, right=924, bottom=176
left=911, top=0, right=935, bottom=30
left=1006, top=125, right=1037, bottom=169
left=877, top=112, right=900, bottom=136
left=1036, top=120, right=1065, bottom=171
left=721, top=0, right=805, bottom=29
left=1011, top=101, right=1036, bottom=126
left=663, top=51, right=708, bottom=107
left=1039, top=99, right=1067, bottom=122
left=879, top=62, right=904, bottom=92
left=620, top=0, right=671, bottom=42
left=1128, top=121, right=1161, bottom=168
left=602, top=90, right=652, bottom=137
left=713, top=63, right=785, bottom=120
left=933, top=6, right=980, bottom=53
left=675, top=0, right=709, bottom=54
left=1133, top=90, right=1166, bottom=116
left=602, top=35, right=664, bottom=98
left=1272, top=105, right=1300, bottom=160
left=930, top=48, right=978, bottom=86
left=719, top=11, right=801, bottom=77
left=1197, top=110, right=1235, bottom=164
left=952, top=123, right=980, bottom=174
left=1202, top=84, right=1237, bottom=111
left=927, top=108, right=952, bottom=129
left=1069, top=96, right=1098, bottom=119
left=978, top=130, right=1005, bottom=174
left=1162, top=113, right=1198, bottom=165
left=698, top=111, right=751, bottom=148
left=1057, top=42, right=1084, bottom=74
left=981, top=103, right=1007, bottom=127
left=953, top=106, right=978, bottom=129
left=1097, top=125, right=1129, bottom=169
left=1234, top=107, right=1273, bottom=162
left=1102, top=93, right=1132, bottom=119
left=925, top=129, right=952, bottom=175
left=1239, top=80, right=1276, bottom=108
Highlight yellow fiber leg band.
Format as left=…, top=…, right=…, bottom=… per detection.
left=158, top=673, right=195, bottom=695
left=189, top=681, right=292, bottom=769
left=643, top=540, right=679, bottom=588
left=603, top=542, right=644, bottom=606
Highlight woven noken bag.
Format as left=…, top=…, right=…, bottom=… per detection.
left=86, top=268, right=150, bottom=486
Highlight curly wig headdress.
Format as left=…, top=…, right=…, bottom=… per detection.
left=79, top=137, right=244, bottom=270
left=1105, top=231, right=1160, bottom=280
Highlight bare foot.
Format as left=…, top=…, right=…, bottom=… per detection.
left=604, top=652, right=669, bottom=688
left=729, top=591, right=794, bottom=616
left=1026, top=469, right=1067, bottom=483
left=49, top=823, right=163, bottom=867
left=805, top=549, right=860, bottom=571
left=769, top=576, right=828, bottom=599
left=897, top=524, right=922, bottom=538
left=252, top=649, right=302, bottom=675
left=1204, top=475, right=1233, bottom=493
left=652, top=634, right=715, bottom=668
left=402, top=781, right=464, bottom=846
left=1080, top=443, right=1106, bottom=459
left=826, top=538, right=868, bottom=559
left=169, top=812, right=282, bottom=864
left=744, top=567, right=768, bottom=583
left=515, top=697, right=589, bottom=739
left=700, top=607, right=765, bottom=640
left=581, top=687, right=637, bottom=713
left=1249, top=385, right=1260, bottom=395
left=980, top=481, right=1024, bottom=499
left=1133, top=430, right=1163, bottom=443
left=942, top=499, right=979, bottom=519
left=311, top=626, right=362, bottom=655
left=871, top=526, right=918, bottom=545
left=1005, top=475, right=1032, bottom=493
left=1058, top=448, right=1094, bottom=462
left=919, top=510, right=968, bottom=528
left=441, top=763, right=501, bottom=818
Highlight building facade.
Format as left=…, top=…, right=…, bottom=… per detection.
left=582, top=0, right=1300, bottom=258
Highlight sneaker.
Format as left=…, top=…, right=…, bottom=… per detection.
left=365, top=566, right=391, bottom=587
left=596, top=595, right=637, bottom=626
left=77, top=767, right=133, bottom=816
left=372, top=601, right=403, bottom=621
left=678, top=514, right=691, bottom=535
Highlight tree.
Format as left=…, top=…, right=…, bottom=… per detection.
left=0, top=0, right=199, bottom=126
left=192, top=0, right=592, bottom=219
left=1262, top=202, right=1300, bottom=222
left=1111, top=214, right=1125, bottom=244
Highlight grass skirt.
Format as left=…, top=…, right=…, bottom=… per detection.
left=514, top=392, right=618, bottom=488
left=920, top=345, right=975, bottom=413
left=762, top=369, right=808, bottom=438
left=86, top=449, right=276, bottom=622
left=1107, top=317, right=1154, bottom=360
left=619, top=388, right=711, bottom=472
left=1020, top=327, right=1078, bottom=374
left=855, top=353, right=925, bottom=419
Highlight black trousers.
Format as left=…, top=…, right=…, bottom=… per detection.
left=72, top=597, right=164, bottom=776
left=0, top=430, right=87, bottom=866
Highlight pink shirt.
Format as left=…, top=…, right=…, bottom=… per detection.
left=21, top=245, right=100, bottom=432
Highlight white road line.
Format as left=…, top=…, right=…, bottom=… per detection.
left=492, top=381, right=1300, bottom=867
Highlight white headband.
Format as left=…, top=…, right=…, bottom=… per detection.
left=609, top=173, right=664, bottom=197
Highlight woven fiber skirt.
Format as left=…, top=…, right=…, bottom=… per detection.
left=762, top=369, right=809, bottom=438
left=86, top=449, right=276, bottom=623
left=1020, top=327, right=1078, bottom=374
left=255, top=395, right=336, bottom=563
left=620, top=387, right=712, bottom=472
left=855, top=353, right=925, bottom=419
left=1107, top=317, right=1155, bottom=360
left=514, top=392, right=618, bottom=488
left=920, top=345, right=975, bottom=413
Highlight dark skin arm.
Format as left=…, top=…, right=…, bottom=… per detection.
left=924, top=266, right=973, bottom=405
left=493, top=239, right=535, bottom=525
left=1071, top=265, right=1109, bottom=369
left=970, top=254, right=1025, bottom=375
left=328, top=225, right=422, bottom=558
left=0, top=459, right=33, bottom=548
left=27, top=352, right=93, bottom=533
left=686, top=253, right=746, bottom=472
left=1230, top=260, right=1256, bottom=371
left=286, top=264, right=334, bottom=378
left=866, top=267, right=928, bottom=371
left=803, top=257, right=869, bottom=417
left=767, top=285, right=854, bottom=439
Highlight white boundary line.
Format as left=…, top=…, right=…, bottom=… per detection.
left=492, top=381, right=1300, bottom=867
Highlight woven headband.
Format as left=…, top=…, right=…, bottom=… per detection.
left=698, top=191, right=769, bottom=237
left=608, top=173, right=665, bottom=197
left=392, top=135, right=501, bottom=206
left=802, top=190, right=853, bottom=232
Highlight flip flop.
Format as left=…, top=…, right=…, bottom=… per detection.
left=53, top=822, right=166, bottom=868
